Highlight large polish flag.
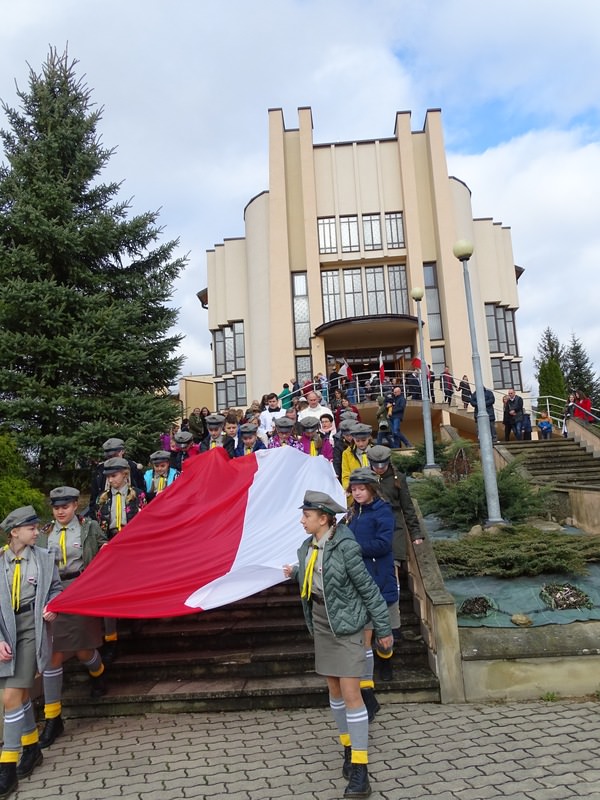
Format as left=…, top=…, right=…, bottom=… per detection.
left=48, top=446, right=346, bottom=618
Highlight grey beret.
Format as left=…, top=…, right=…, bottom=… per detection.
left=366, top=445, right=392, bottom=465
left=348, top=467, right=379, bottom=485
left=239, top=423, right=258, bottom=435
left=274, top=416, right=294, bottom=430
left=103, top=456, right=130, bottom=474
left=150, top=450, right=171, bottom=462
left=49, top=486, right=80, bottom=506
left=299, top=416, right=320, bottom=431
left=103, top=437, right=125, bottom=452
left=174, top=430, right=194, bottom=445
left=206, top=414, right=226, bottom=426
left=339, top=410, right=358, bottom=421
left=339, top=419, right=358, bottom=432
left=1, top=505, right=40, bottom=532
left=352, top=423, right=373, bottom=437
left=299, top=490, right=346, bottom=515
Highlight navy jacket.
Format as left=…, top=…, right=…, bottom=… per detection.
left=347, top=497, right=397, bottom=604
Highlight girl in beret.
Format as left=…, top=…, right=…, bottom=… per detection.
left=0, top=506, right=62, bottom=797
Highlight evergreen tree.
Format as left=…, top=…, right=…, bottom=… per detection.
left=537, top=358, right=567, bottom=415
left=564, top=334, right=600, bottom=407
left=533, top=327, right=565, bottom=378
left=0, top=49, right=185, bottom=485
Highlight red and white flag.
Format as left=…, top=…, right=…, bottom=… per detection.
left=379, top=351, right=385, bottom=385
left=48, top=447, right=345, bottom=618
left=338, top=358, right=353, bottom=382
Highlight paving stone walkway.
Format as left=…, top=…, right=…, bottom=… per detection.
left=15, top=700, right=600, bottom=799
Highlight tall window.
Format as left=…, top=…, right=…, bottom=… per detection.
left=423, top=262, right=443, bottom=340
left=385, top=212, right=404, bottom=249
left=343, top=269, right=364, bottom=317
left=292, top=272, right=310, bottom=348
left=340, top=216, right=360, bottom=252
left=430, top=346, right=446, bottom=383
left=491, top=358, right=522, bottom=391
left=486, top=304, right=519, bottom=356
left=318, top=217, right=337, bottom=254
left=295, top=355, right=312, bottom=386
left=486, top=304, right=499, bottom=351
left=389, top=265, right=409, bottom=315
left=362, top=214, right=382, bottom=251
left=216, top=376, right=247, bottom=409
left=321, top=270, right=341, bottom=322
left=366, top=267, right=387, bottom=314
left=213, top=322, right=245, bottom=376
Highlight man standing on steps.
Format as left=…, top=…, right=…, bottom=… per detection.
left=506, top=388, right=524, bottom=441
left=389, top=387, right=411, bottom=449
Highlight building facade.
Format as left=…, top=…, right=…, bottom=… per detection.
left=203, top=108, right=522, bottom=410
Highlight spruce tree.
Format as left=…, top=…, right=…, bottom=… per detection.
left=533, top=327, right=565, bottom=379
left=537, top=357, right=567, bottom=417
left=564, top=334, right=600, bottom=408
left=0, top=49, right=185, bottom=485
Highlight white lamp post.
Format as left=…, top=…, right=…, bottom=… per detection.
left=410, top=287, right=439, bottom=474
left=453, top=240, right=504, bottom=525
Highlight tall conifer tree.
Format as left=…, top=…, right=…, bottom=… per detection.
left=564, top=334, right=600, bottom=408
left=533, top=327, right=565, bottom=379
left=0, top=49, right=185, bottom=483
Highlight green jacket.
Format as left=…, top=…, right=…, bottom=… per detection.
left=294, top=523, right=392, bottom=639
left=39, top=517, right=107, bottom=569
left=377, top=467, right=423, bottom=561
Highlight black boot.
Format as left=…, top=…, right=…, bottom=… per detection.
left=101, top=640, right=118, bottom=666
left=90, top=671, right=107, bottom=699
left=0, top=762, right=17, bottom=799
left=16, top=743, right=43, bottom=778
left=342, top=745, right=352, bottom=779
left=344, top=763, right=371, bottom=798
left=376, top=653, right=393, bottom=682
left=38, top=716, right=64, bottom=749
left=360, top=688, right=380, bottom=722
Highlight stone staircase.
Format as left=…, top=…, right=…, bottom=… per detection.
left=500, top=437, right=600, bottom=486
left=60, top=578, right=439, bottom=718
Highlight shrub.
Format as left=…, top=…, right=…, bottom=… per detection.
left=0, top=434, right=47, bottom=529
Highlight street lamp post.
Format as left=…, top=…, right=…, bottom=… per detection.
left=453, top=240, right=504, bottom=525
left=410, top=287, right=439, bottom=474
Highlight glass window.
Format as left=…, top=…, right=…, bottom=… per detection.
left=233, top=321, right=245, bottom=370
left=224, top=326, right=235, bottom=373
left=292, top=272, right=310, bottom=348
left=343, top=269, right=364, bottom=317
left=362, top=214, right=382, bottom=251
left=213, top=329, right=225, bottom=377
left=340, top=216, right=360, bottom=252
left=430, top=346, right=446, bottom=384
left=385, top=212, right=405, bottom=249
left=321, top=270, right=341, bottom=322
left=510, top=361, right=522, bottom=391
left=491, top=358, right=503, bottom=389
left=506, top=309, right=517, bottom=356
left=495, top=307, right=508, bottom=353
left=423, top=262, right=443, bottom=340
left=295, top=355, right=312, bottom=386
left=486, top=304, right=499, bottom=352
left=366, top=267, right=387, bottom=314
left=318, top=217, right=337, bottom=254
left=216, top=382, right=227, bottom=410
left=388, top=265, right=409, bottom=315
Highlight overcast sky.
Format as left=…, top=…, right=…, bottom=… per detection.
left=2, top=0, right=599, bottom=393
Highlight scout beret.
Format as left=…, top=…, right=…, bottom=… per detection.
left=206, top=414, right=226, bottom=427
left=103, top=457, right=130, bottom=475
left=339, top=419, right=358, bottom=433
left=102, top=437, right=125, bottom=452
left=239, top=423, right=258, bottom=435
left=352, top=423, right=373, bottom=437
left=348, top=466, right=379, bottom=485
left=339, top=410, right=358, bottom=421
left=0, top=505, right=40, bottom=532
left=150, top=450, right=171, bottom=462
left=173, top=430, right=194, bottom=445
left=274, top=416, right=294, bottom=430
left=49, top=486, right=80, bottom=506
left=299, top=490, right=346, bottom=516
left=299, top=416, right=320, bottom=431
left=366, top=445, right=392, bottom=465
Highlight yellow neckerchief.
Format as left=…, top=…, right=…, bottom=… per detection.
left=157, top=475, right=166, bottom=493
left=300, top=543, right=319, bottom=600
left=59, top=526, right=68, bottom=567
left=360, top=451, right=369, bottom=466
left=309, top=439, right=317, bottom=457
left=115, top=492, right=123, bottom=531
left=10, top=552, right=23, bottom=611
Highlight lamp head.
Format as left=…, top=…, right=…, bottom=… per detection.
left=453, top=239, right=474, bottom=261
left=411, top=286, right=424, bottom=301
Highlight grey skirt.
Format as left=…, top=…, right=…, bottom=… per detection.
left=52, top=577, right=103, bottom=652
left=0, top=609, right=36, bottom=689
left=312, top=601, right=366, bottom=678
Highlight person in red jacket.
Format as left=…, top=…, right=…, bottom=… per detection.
left=573, top=390, right=593, bottom=422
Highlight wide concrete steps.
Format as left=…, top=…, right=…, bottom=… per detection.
left=61, top=582, right=439, bottom=717
left=502, top=438, right=600, bottom=485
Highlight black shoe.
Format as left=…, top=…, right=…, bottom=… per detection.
left=101, top=641, right=118, bottom=666
left=90, top=671, right=107, bottom=699
left=360, top=688, right=380, bottom=723
left=344, top=763, right=371, bottom=798
left=16, top=743, right=43, bottom=779
left=0, top=762, right=17, bottom=799
left=38, top=715, right=64, bottom=749
left=342, top=745, right=352, bottom=779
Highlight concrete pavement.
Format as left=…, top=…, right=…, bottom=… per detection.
left=15, top=699, right=600, bottom=799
